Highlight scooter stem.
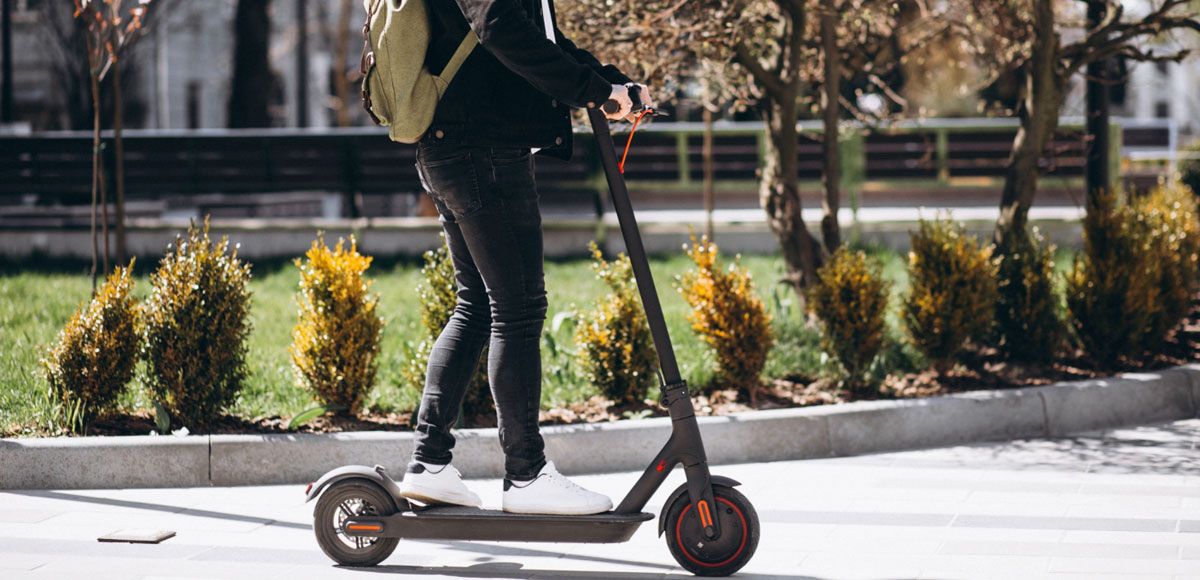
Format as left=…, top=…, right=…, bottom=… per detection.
left=585, top=107, right=682, bottom=385
left=586, top=107, right=722, bottom=541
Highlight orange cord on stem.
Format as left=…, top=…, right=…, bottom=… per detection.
left=618, top=110, right=654, bottom=174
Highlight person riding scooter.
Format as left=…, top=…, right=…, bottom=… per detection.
left=400, top=0, right=653, bottom=515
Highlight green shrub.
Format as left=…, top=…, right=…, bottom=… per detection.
left=290, top=236, right=384, bottom=415
left=1130, top=182, right=1200, bottom=350
left=575, top=242, right=658, bottom=404
left=399, top=336, right=435, bottom=403
left=1180, top=140, right=1200, bottom=197
left=676, top=235, right=773, bottom=403
left=806, top=248, right=890, bottom=390
left=403, top=236, right=494, bottom=421
left=993, top=227, right=1064, bottom=365
left=40, top=263, right=139, bottom=430
left=902, top=217, right=997, bottom=374
left=142, top=219, right=253, bottom=428
left=1065, top=191, right=1158, bottom=367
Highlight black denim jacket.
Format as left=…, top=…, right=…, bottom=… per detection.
left=424, top=0, right=632, bottom=160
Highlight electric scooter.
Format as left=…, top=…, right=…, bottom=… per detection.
left=305, top=89, right=761, bottom=577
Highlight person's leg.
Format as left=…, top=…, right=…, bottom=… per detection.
left=418, top=145, right=549, bottom=480
left=413, top=143, right=609, bottom=514
left=410, top=143, right=547, bottom=479
left=402, top=143, right=493, bottom=507
left=410, top=204, right=492, bottom=467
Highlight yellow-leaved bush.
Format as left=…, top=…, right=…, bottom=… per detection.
left=806, top=248, right=890, bottom=390
left=902, top=217, right=997, bottom=374
left=676, top=235, right=773, bottom=403
left=290, top=236, right=384, bottom=415
left=1131, top=182, right=1200, bottom=351
left=40, top=262, right=140, bottom=430
left=1181, top=140, right=1200, bottom=197
left=1066, top=191, right=1157, bottom=366
left=574, top=242, right=658, bottom=405
left=1067, top=185, right=1200, bottom=367
left=142, top=219, right=253, bottom=428
left=401, top=235, right=494, bottom=421
left=993, top=227, right=1064, bottom=365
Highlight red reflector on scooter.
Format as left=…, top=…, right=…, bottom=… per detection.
left=305, top=482, right=313, bottom=495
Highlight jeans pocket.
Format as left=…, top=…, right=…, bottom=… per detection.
left=418, top=146, right=482, bottom=217
left=490, top=148, right=538, bottom=205
left=490, top=147, right=531, bottom=166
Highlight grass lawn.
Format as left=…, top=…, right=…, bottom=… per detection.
left=2, top=245, right=913, bottom=435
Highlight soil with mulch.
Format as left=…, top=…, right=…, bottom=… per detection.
left=10, top=307, right=1200, bottom=439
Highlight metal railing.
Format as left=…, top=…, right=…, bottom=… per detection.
left=0, top=118, right=1177, bottom=212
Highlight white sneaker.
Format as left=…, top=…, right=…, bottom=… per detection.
left=502, top=461, right=613, bottom=515
left=399, top=461, right=482, bottom=507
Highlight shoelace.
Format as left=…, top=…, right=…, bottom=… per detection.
left=545, top=469, right=586, bottom=493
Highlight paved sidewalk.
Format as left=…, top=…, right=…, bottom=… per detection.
left=2, top=419, right=1199, bottom=580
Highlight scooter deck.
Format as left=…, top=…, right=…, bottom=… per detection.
left=345, top=506, right=654, bottom=543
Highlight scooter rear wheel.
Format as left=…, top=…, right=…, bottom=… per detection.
left=313, top=480, right=400, bottom=567
left=664, top=484, right=759, bottom=576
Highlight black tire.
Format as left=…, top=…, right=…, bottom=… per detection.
left=313, top=480, right=400, bottom=567
left=664, top=484, right=760, bottom=576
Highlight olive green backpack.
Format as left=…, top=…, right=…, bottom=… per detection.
left=359, top=0, right=478, bottom=143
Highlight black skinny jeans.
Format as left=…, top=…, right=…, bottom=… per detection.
left=412, top=141, right=548, bottom=481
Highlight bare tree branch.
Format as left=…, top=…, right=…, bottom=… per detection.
left=734, top=41, right=787, bottom=102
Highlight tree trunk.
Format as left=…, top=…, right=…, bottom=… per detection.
left=703, top=106, right=715, bottom=241
left=334, top=0, right=354, bottom=127
left=89, top=68, right=102, bottom=293
left=761, top=97, right=823, bottom=297
left=296, top=0, right=310, bottom=128
left=1084, top=0, right=1111, bottom=210
left=113, top=58, right=127, bottom=264
left=84, top=22, right=105, bottom=291
left=995, top=0, right=1062, bottom=249
left=820, top=0, right=841, bottom=252
left=228, top=0, right=272, bottom=128
left=2, top=0, right=13, bottom=123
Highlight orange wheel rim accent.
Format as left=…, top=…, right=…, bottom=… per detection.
left=675, top=497, right=747, bottom=568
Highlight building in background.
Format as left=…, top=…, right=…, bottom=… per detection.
left=1, top=0, right=1197, bottom=140
left=4, top=0, right=371, bottom=131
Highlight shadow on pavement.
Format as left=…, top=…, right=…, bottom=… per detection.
left=350, top=540, right=822, bottom=579
left=355, top=562, right=815, bottom=579
left=412, top=539, right=677, bottom=571
left=6, top=490, right=310, bottom=530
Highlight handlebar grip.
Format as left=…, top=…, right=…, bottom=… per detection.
left=601, top=85, right=646, bottom=116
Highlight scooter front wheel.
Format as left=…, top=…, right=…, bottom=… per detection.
left=664, top=484, right=759, bottom=576
left=313, top=480, right=400, bottom=567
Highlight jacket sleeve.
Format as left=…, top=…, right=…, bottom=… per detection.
left=554, top=28, right=633, bottom=87
left=454, top=0, right=614, bottom=108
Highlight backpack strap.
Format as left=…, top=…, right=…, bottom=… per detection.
left=435, top=32, right=478, bottom=88
left=359, top=0, right=385, bottom=125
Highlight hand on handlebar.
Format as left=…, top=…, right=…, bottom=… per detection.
left=603, top=84, right=633, bottom=120
left=622, top=84, right=653, bottom=123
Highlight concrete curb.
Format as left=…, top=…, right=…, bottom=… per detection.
left=3, top=364, right=1198, bottom=490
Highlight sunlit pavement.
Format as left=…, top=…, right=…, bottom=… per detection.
left=2, top=418, right=1199, bottom=580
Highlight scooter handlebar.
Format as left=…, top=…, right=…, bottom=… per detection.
left=601, top=85, right=645, bottom=115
